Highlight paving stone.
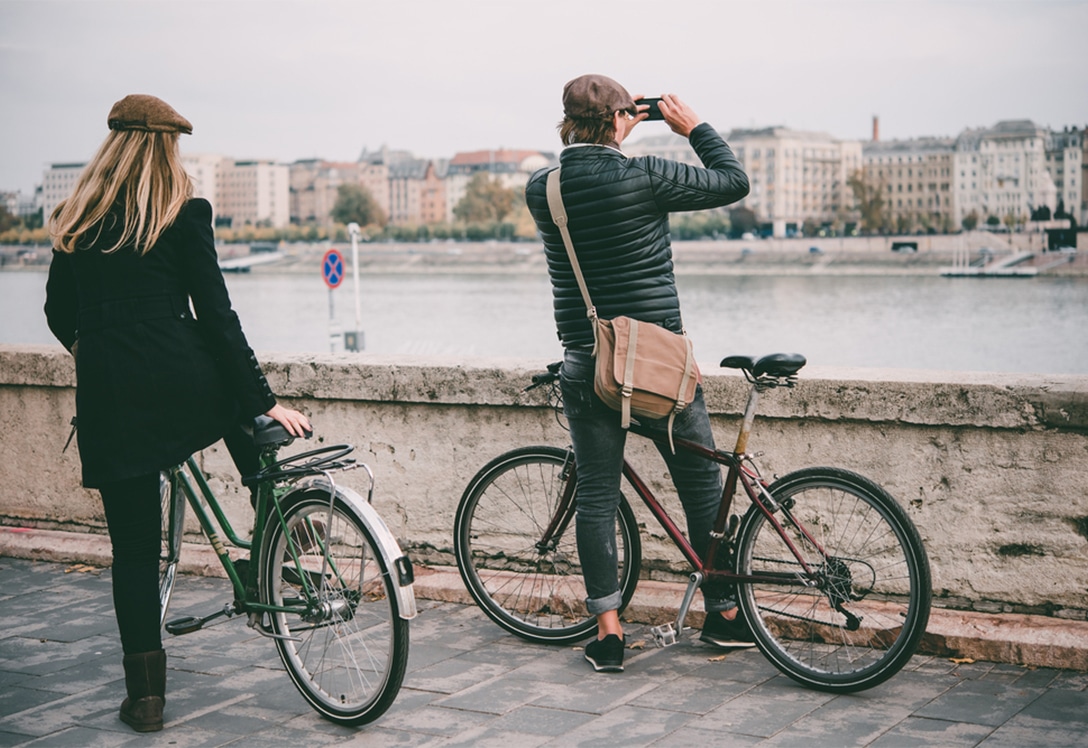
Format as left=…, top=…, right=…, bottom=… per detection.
left=913, top=678, right=1046, bottom=726
left=1, top=557, right=1086, bottom=746
left=538, top=704, right=694, bottom=747
left=864, top=716, right=996, bottom=747
left=434, top=675, right=547, bottom=715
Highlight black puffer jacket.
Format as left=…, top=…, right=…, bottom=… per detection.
left=525, top=123, right=749, bottom=349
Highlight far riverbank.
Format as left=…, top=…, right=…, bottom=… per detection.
left=4, top=233, right=1085, bottom=277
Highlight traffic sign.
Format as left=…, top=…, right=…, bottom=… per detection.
left=322, top=248, right=344, bottom=289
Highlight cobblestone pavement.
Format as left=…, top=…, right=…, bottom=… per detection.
left=1, top=557, right=1086, bottom=747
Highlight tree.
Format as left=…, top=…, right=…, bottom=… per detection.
left=847, top=169, right=886, bottom=234
left=453, top=173, right=517, bottom=224
left=0, top=204, right=16, bottom=233
left=728, top=207, right=758, bottom=238
left=330, top=183, right=386, bottom=228
left=961, top=210, right=979, bottom=231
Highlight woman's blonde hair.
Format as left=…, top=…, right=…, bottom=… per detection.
left=50, top=129, right=192, bottom=255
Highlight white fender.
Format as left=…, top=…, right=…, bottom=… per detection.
left=286, top=478, right=417, bottom=620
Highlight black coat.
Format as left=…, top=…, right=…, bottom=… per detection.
left=525, top=123, right=749, bottom=349
left=45, top=198, right=276, bottom=488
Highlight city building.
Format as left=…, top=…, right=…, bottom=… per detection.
left=40, top=163, right=86, bottom=221
left=625, top=127, right=863, bottom=237
left=953, top=120, right=1062, bottom=230
left=445, top=149, right=552, bottom=223
left=217, top=160, right=290, bottom=228
left=730, top=127, right=863, bottom=237
left=181, top=153, right=226, bottom=205
left=1046, top=126, right=1083, bottom=223
left=863, top=137, right=956, bottom=233
left=289, top=159, right=378, bottom=226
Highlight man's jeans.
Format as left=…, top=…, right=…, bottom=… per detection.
left=560, top=348, right=735, bottom=616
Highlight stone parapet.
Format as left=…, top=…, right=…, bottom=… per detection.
left=2, top=344, right=1086, bottom=621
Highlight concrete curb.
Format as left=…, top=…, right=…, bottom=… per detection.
left=4, top=525, right=1086, bottom=671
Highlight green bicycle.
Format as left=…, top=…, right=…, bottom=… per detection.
left=157, top=416, right=415, bottom=725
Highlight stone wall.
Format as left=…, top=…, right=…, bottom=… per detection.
left=1, top=344, right=1086, bottom=619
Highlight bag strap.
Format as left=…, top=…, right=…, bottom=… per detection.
left=621, top=319, right=639, bottom=429
left=546, top=168, right=602, bottom=354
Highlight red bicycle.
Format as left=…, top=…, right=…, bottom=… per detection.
left=454, top=353, right=931, bottom=693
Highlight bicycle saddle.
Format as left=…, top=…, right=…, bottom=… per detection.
left=246, top=415, right=312, bottom=448
left=720, top=353, right=807, bottom=378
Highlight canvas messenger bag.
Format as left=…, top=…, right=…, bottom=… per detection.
left=546, top=168, right=700, bottom=443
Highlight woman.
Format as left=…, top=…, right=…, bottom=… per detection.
left=524, top=75, right=752, bottom=673
left=44, top=94, right=310, bottom=731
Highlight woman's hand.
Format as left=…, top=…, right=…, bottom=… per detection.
left=657, top=94, right=702, bottom=138
left=265, top=403, right=312, bottom=438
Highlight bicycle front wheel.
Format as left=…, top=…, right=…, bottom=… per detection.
left=454, top=446, right=642, bottom=644
left=735, top=467, right=931, bottom=693
left=260, top=488, right=408, bottom=726
left=158, top=470, right=185, bottom=626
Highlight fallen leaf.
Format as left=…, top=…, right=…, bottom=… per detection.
left=708, top=654, right=728, bottom=662
left=949, top=657, right=975, bottom=665
left=64, top=564, right=96, bottom=574
left=628, top=639, right=647, bottom=650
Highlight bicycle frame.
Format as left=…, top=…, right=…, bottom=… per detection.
left=165, top=451, right=337, bottom=620
left=539, top=379, right=830, bottom=598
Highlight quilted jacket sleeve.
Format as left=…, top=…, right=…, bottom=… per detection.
left=645, top=123, right=749, bottom=213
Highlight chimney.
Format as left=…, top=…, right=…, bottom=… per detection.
left=872, top=115, right=879, bottom=142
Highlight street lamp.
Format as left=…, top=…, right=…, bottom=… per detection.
left=345, top=222, right=364, bottom=352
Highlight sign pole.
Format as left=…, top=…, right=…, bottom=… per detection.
left=346, top=222, right=364, bottom=351
left=322, top=247, right=345, bottom=352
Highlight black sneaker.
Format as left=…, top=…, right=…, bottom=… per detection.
left=584, top=634, right=625, bottom=672
left=700, top=612, right=756, bottom=648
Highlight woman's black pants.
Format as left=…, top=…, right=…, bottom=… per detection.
left=99, top=472, right=163, bottom=655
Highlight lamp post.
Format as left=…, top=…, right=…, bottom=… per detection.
left=345, top=222, right=364, bottom=351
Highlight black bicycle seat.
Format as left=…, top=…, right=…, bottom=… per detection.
left=247, top=415, right=312, bottom=448
left=720, top=353, right=807, bottom=378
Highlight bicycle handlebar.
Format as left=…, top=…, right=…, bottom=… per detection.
left=525, top=361, right=562, bottom=392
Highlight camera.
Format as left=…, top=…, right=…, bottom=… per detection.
left=635, top=97, right=664, bottom=121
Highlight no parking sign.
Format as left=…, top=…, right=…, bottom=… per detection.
left=322, top=248, right=345, bottom=289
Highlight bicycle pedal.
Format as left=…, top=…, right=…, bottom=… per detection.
left=651, top=623, right=677, bottom=647
left=165, top=615, right=204, bottom=636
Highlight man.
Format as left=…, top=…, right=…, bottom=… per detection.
left=524, top=74, right=752, bottom=672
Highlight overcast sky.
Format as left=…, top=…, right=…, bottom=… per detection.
left=2, top=0, right=1086, bottom=195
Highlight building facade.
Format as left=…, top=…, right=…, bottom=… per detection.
left=863, top=137, right=956, bottom=233
left=445, top=149, right=552, bottom=224
left=216, top=160, right=290, bottom=228
left=40, top=163, right=86, bottom=221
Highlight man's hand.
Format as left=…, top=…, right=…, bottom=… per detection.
left=657, top=94, right=702, bottom=138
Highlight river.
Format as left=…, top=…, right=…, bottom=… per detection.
left=4, top=269, right=1086, bottom=375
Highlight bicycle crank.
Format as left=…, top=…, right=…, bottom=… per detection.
left=165, top=604, right=235, bottom=635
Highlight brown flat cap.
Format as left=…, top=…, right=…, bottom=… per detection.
left=108, top=94, right=192, bottom=134
left=562, top=74, right=635, bottom=120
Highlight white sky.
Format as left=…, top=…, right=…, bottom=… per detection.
left=2, top=0, right=1086, bottom=195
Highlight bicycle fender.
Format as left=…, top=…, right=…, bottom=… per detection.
left=288, top=478, right=418, bottom=620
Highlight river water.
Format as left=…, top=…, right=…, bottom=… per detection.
left=4, top=269, right=1086, bottom=375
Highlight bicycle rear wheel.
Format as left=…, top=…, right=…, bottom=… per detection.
left=158, top=470, right=185, bottom=626
left=734, top=467, right=931, bottom=693
left=260, top=488, right=408, bottom=726
left=454, top=446, right=642, bottom=644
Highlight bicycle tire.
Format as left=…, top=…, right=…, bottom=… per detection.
left=734, top=466, right=931, bottom=693
left=454, top=446, right=642, bottom=644
left=260, top=488, right=409, bottom=726
left=158, top=470, right=185, bottom=626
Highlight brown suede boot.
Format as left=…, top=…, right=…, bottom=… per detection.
left=119, top=649, right=166, bottom=732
